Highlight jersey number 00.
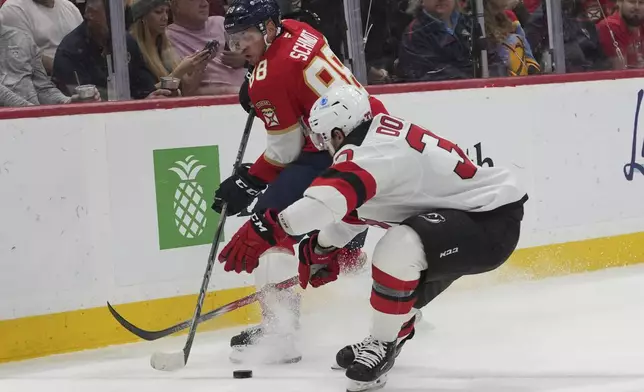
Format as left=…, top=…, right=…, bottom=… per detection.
left=375, top=115, right=478, bottom=180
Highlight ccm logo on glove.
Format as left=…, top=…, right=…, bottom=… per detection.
left=212, top=163, right=266, bottom=216
left=235, top=178, right=261, bottom=196
left=251, top=213, right=269, bottom=233
left=218, top=209, right=297, bottom=274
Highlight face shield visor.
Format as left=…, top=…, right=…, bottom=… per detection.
left=228, top=27, right=262, bottom=52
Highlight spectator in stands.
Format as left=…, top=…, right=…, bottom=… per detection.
left=506, top=0, right=530, bottom=28
left=361, top=0, right=414, bottom=84
left=583, top=0, right=616, bottom=23
left=52, top=0, right=172, bottom=100
left=167, top=0, right=246, bottom=95
left=525, top=0, right=610, bottom=72
left=129, top=0, right=211, bottom=94
left=484, top=0, right=540, bottom=76
left=597, top=0, right=644, bottom=69
left=209, top=0, right=224, bottom=16
left=304, top=0, right=346, bottom=61
left=0, top=0, right=82, bottom=75
left=396, top=0, right=476, bottom=82
left=0, top=24, right=99, bottom=106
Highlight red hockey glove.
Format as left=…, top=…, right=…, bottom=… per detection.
left=297, top=233, right=342, bottom=289
left=218, top=209, right=297, bottom=273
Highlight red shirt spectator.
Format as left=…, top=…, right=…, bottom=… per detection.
left=597, top=3, right=644, bottom=69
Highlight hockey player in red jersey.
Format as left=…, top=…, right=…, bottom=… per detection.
left=211, top=0, right=388, bottom=364
left=218, top=84, right=528, bottom=391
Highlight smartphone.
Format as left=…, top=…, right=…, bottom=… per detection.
left=204, top=40, right=219, bottom=55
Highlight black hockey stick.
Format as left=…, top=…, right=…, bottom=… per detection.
left=149, top=111, right=255, bottom=371
left=106, top=275, right=299, bottom=341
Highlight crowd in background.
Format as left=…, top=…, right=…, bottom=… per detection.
left=0, top=0, right=642, bottom=106
left=310, top=0, right=642, bottom=83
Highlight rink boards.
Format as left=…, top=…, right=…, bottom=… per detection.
left=1, top=72, right=643, bottom=363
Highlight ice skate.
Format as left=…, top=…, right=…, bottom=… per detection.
left=230, top=324, right=264, bottom=348
left=333, top=309, right=419, bottom=370
left=345, top=338, right=396, bottom=392
left=229, top=284, right=302, bottom=364
left=229, top=327, right=302, bottom=364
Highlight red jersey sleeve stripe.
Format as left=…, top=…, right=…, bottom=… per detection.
left=310, top=161, right=377, bottom=211
left=310, top=177, right=359, bottom=213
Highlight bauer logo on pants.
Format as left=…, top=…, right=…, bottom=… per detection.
left=153, top=145, right=222, bottom=250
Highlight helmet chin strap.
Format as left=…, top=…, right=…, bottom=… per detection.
left=325, top=140, right=337, bottom=156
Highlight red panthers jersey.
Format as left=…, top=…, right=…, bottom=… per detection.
left=247, top=19, right=387, bottom=183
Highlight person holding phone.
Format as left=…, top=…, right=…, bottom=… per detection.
left=129, top=0, right=212, bottom=95
left=166, top=0, right=246, bottom=96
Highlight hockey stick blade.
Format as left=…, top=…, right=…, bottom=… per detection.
left=107, top=276, right=299, bottom=342
left=150, top=351, right=186, bottom=371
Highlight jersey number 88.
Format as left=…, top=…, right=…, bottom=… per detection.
left=249, top=59, right=268, bottom=87
left=304, top=45, right=365, bottom=96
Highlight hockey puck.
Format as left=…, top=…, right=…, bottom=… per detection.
left=233, top=370, right=253, bottom=379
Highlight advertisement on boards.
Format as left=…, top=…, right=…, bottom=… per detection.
left=153, top=145, right=222, bottom=250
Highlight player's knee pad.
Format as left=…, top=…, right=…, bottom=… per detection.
left=255, top=248, right=297, bottom=288
left=371, top=225, right=426, bottom=282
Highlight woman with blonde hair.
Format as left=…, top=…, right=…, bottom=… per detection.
left=484, top=0, right=540, bottom=75
left=129, top=0, right=210, bottom=94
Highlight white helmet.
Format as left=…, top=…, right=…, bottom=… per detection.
left=308, top=85, right=373, bottom=153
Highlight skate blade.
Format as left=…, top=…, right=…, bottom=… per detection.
left=331, top=363, right=344, bottom=370
left=229, top=347, right=302, bottom=365
left=229, top=355, right=302, bottom=364
left=346, top=374, right=388, bottom=392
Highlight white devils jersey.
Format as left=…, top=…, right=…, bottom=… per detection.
left=304, top=113, right=527, bottom=227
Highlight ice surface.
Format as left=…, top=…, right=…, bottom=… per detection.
left=1, top=264, right=644, bottom=392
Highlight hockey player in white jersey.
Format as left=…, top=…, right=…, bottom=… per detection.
left=217, top=85, right=528, bottom=391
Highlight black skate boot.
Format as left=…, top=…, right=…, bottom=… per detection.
left=229, top=288, right=302, bottom=364
left=334, top=311, right=418, bottom=370
left=230, top=324, right=264, bottom=348
left=345, top=339, right=396, bottom=392
left=229, top=324, right=302, bottom=364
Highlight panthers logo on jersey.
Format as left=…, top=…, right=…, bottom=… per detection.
left=256, top=100, right=280, bottom=128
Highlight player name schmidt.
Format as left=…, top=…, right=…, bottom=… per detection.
left=290, top=29, right=319, bottom=61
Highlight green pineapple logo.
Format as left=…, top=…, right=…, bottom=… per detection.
left=169, top=155, right=208, bottom=238
left=153, top=146, right=221, bottom=250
